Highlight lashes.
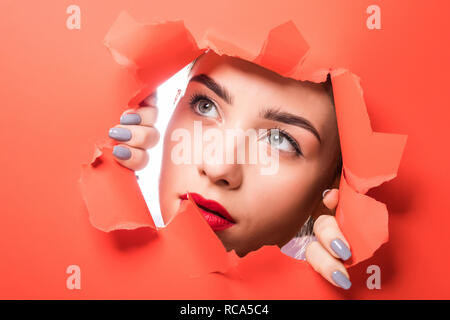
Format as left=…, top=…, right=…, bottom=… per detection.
left=272, top=125, right=303, bottom=157
left=189, top=92, right=213, bottom=107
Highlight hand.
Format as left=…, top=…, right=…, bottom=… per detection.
left=305, top=189, right=353, bottom=290
left=108, top=94, right=160, bottom=170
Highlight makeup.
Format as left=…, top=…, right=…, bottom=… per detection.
left=179, top=193, right=236, bottom=231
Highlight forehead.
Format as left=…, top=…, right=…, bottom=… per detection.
left=190, top=51, right=332, bottom=106
left=190, top=51, right=292, bottom=88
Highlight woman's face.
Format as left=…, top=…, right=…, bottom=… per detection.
left=159, top=51, right=340, bottom=257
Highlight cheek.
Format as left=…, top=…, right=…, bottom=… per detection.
left=158, top=117, right=194, bottom=221
left=239, top=165, right=320, bottom=243
left=158, top=153, right=178, bottom=223
left=254, top=178, right=309, bottom=222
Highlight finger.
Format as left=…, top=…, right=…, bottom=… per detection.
left=313, top=214, right=352, bottom=261
left=109, top=124, right=160, bottom=149
left=322, top=188, right=339, bottom=211
left=305, top=240, right=352, bottom=290
left=139, top=92, right=157, bottom=107
left=120, top=105, right=158, bottom=127
left=112, top=144, right=149, bottom=171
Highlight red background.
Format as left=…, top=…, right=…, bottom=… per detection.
left=0, top=0, right=449, bottom=298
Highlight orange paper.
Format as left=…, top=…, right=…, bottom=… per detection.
left=4, top=0, right=449, bottom=300
left=81, top=13, right=406, bottom=272
left=78, top=11, right=407, bottom=289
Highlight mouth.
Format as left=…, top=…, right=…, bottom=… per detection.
left=179, top=192, right=236, bottom=231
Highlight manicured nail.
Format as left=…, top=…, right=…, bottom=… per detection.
left=332, top=270, right=352, bottom=290
left=120, top=113, right=141, bottom=125
left=322, top=189, right=331, bottom=198
left=113, top=146, right=131, bottom=160
left=331, top=238, right=352, bottom=261
left=109, top=127, right=132, bottom=141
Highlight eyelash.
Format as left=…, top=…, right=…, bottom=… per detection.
left=268, top=126, right=303, bottom=157
left=188, top=92, right=303, bottom=157
left=189, top=92, right=216, bottom=111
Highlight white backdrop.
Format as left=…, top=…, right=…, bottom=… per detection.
left=135, top=64, right=191, bottom=228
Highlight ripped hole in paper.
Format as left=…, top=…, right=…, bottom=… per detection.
left=79, top=12, right=407, bottom=278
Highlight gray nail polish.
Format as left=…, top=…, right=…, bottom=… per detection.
left=331, top=238, right=352, bottom=261
left=113, top=146, right=131, bottom=160
left=332, top=270, right=352, bottom=290
left=109, top=127, right=132, bottom=141
left=120, top=113, right=141, bottom=125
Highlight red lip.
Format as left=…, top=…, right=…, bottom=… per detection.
left=179, top=193, right=236, bottom=231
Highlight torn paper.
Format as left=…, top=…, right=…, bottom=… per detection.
left=79, top=11, right=407, bottom=277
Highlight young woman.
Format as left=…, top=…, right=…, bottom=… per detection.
left=108, top=50, right=353, bottom=290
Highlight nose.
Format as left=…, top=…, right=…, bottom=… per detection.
left=197, top=161, right=243, bottom=190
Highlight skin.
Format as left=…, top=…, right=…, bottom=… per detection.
left=109, top=51, right=353, bottom=289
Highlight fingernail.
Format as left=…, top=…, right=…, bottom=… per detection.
left=331, top=238, right=352, bottom=261
left=109, top=127, right=132, bottom=141
left=322, top=189, right=331, bottom=198
left=332, top=270, right=352, bottom=290
left=113, top=146, right=131, bottom=160
left=120, top=113, right=141, bottom=125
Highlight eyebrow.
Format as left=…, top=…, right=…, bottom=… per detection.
left=260, top=108, right=322, bottom=144
left=190, top=74, right=233, bottom=105
left=190, top=73, right=321, bottom=143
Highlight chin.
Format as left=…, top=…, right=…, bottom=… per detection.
left=226, top=240, right=261, bottom=258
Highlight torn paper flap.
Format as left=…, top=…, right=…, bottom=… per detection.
left=336, top=175, right=389, bottom=266
left=104, top=11, right=205, bottom=106
left=331, top=70, right=408, bottom=194
left=159, top=195, right=240, bottom=277
left=79, top=141, right=155, bottom=232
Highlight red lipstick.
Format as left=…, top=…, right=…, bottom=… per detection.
left=179, top=193, right=236, bottom=231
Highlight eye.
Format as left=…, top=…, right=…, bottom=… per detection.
left=265, top=128, right=302, bottom=156
left=189, top=93, right=220, bottom=119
